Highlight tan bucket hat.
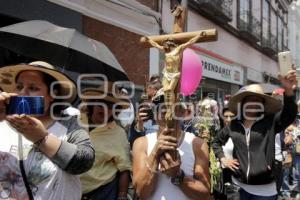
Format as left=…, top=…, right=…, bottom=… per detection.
left=228, top=84, right=282, bottom=114
left=81, top=81, right=130, bottom=109
left=0, top=61, right=77, bottom=103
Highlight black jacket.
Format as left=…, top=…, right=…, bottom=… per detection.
left=212, top=95, right=297, bottom=185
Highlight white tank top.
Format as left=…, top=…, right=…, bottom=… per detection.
left=146, top=132, right=195, bottom=200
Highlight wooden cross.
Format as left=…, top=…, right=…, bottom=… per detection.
left=140, top=4, right=218, bottom=158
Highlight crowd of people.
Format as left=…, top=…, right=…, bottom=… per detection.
left=0, top=60, right=299, bottom=200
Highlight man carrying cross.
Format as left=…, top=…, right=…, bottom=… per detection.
left=131, top=1, right=220, bottom=198
left=132, top=3, right=217, bottom=199
left=132, top=36, right=212, bottom=199
left=132, top=95, right=211, bottom=200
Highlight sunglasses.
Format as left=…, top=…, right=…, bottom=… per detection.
left=224, top=115, right=235, bottom=118
left=89, top=99, right=114, bottom=107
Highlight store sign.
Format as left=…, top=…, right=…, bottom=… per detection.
left=198, top=54, right=244, bottom=85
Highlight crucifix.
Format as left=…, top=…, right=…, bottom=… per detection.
left=140, top=3, right=218, bottom=158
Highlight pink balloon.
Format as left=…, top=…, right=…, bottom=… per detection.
left=180, top=48, right=202, bottom=96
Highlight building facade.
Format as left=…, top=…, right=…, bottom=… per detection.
left=161, top=0, right=292, bottom=102
left=288, top=0, right=300, bottom=99
left=288, top=0, right=300, bottom=67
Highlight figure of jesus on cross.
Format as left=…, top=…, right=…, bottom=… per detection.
left=144, top=33, right=206, bottom=122
left=141, top=31, right=217, bottom=132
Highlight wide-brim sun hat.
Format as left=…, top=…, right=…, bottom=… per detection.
left=228, top=84, right=282, bottom=114
left=0, top=61, right=77, bottom=103
left=81, top=81, right=130, bottom=109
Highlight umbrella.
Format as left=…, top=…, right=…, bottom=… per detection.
left=259, top=83, right=280, bottom=94
left=0, top=20, right=128, bottom=81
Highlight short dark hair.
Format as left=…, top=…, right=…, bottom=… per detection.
left=149, top=74, right=161, bottom=83
left=147, top=81, right=162, bottom=91
left=86, top=100, right=122, bottom=122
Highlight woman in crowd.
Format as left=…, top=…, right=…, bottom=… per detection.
left=213, top=69, right=297, bottom=200
left=0, top=61, right=95, bottom=200
left=217, top=107, right=239, bottom=200
left=79, top=82, right=131, bottom=200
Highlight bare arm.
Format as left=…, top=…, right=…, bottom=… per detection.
left=178, top=33, right=203, bottom=51
left=118, top=170, right=130, bottom=199
left=179, top=137, right=210, bottom=200
left=275, top=70, right=297, bottom=133
left=133, top=130, right=177, bottom=199
left=132, top=137, right=159, bottom=200
left=145, top=37, right=165, bottom=51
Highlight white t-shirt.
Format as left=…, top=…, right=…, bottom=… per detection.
left=232, top=177, right=277, bottom=196
left=223, top=138, right=234, bottom=160
left=0, top=120, right=81, bottom=200
left=275, top=133, right=283, bottom=161
left=63, top=106, right=80, bottom=116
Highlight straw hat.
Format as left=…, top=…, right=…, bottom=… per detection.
left=0, top=61, right=77, bottom=103
left=228, top=84, right=282, bottom=114
left=81, top=82, right=130, bottom=109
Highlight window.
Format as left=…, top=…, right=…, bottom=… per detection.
left=262, top=0, right=270, bottom=39
left=240, top=0, right=251, bottom=22
left=284, top=10, right=288, bottom=24
left=284, top=25, right=288, bottom=48
left=240, top=0, right=250, bottom=10
left=270, top=7, right=276, bottom=38
left=277, top=16, right=283, bottom=51
left=283, top=12, right=288, bottom=49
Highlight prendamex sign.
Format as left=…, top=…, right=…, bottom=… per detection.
left=198, top=54, right=244, bottom=85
